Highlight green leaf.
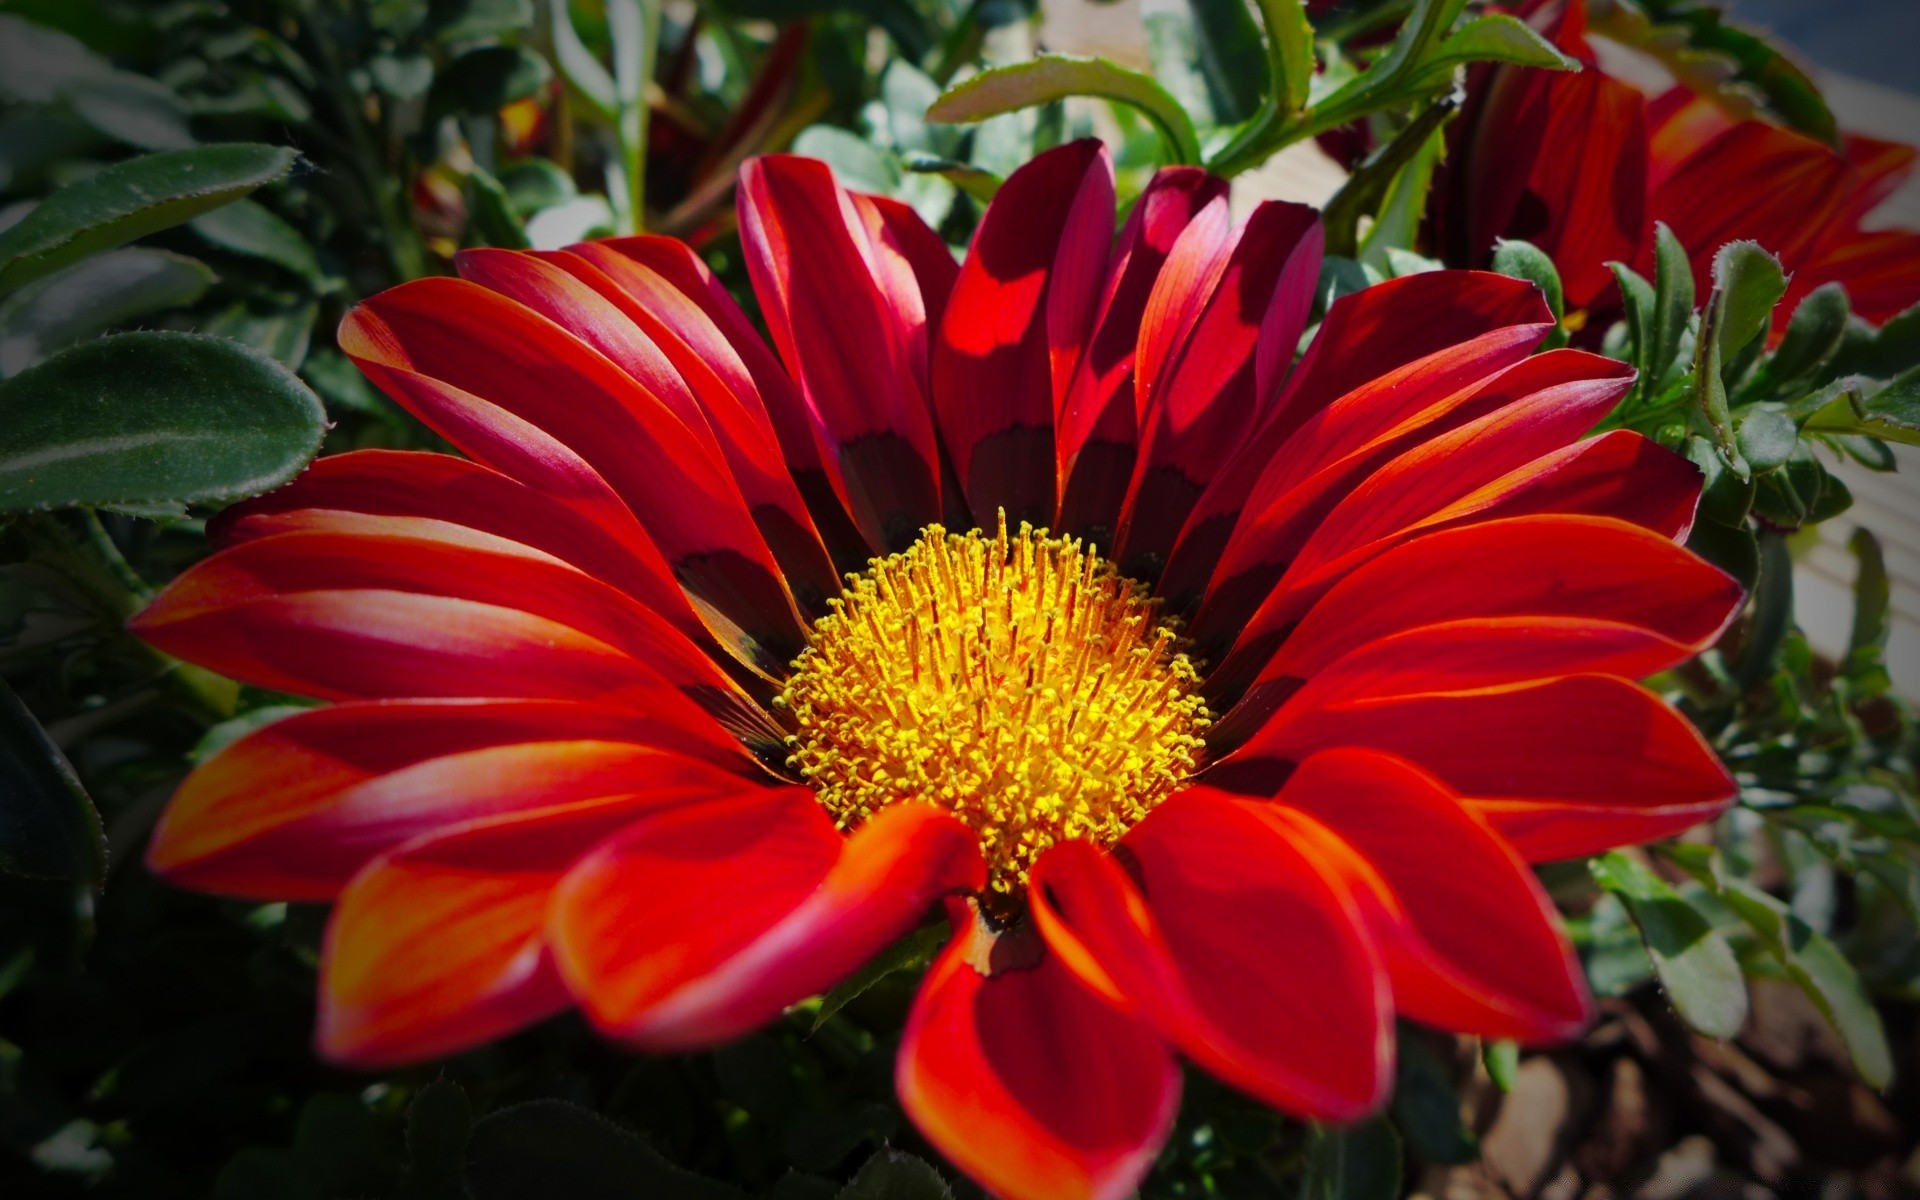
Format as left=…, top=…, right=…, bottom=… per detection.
left=429, top=0, right=534, bottom=42
left=1323, top=98, right=1456, bottom=260
left=1184, top=0, right=1270, bottom=124
left=215, top=1148, right=325, bottom=1200
left=901, top=154, right=1003, bottom=202
left=1609, top=260, right=1656, bottom=383
left=792, top=126, right=900, bottom=195
left=62, top=72, right=195, bottom=152
left=928, top=56, right=1202, bottom=166
left=429, top=45, right=552, bottom=117
left=1682, top=435, right=1754, bottom=527
left=1734, top=404, right=1797, bottom=473
left=835, top=1149, right=953, bottom=1200
left=0, top=142, right=297, bottom=297
left=1590, top=852, right=1747, bottom=1038
left=1686, top=517, right=1758, bottom=592
left=1390, top=1028, right=1477, bottom=1164
left=0, top=331, right=325, bottom=513
left=190, top=198, right=322, bottom=282
left=1356, top=117, right=1449, bottom=275
left=1734, top=529, right=1794, bottom=686
left=548, top=0, right=617, bottom=119
left=1649, top=222, right=1695, bottom=389
left=0, top=675, right=106, bottom=885
left=1424, top=12, right=1580, bottom=74
left=1254, top=0, right=1316, bottom=115
left=1858, top=364, right=1920, bottom=445
left=812, top=922, right=947, bottom=1032
left=467, top=1101, right=748, bottom=1200
left=1843, top=528, right=1891, bottom=696
left=1314, top=0, right=1467, bottom=120
left=1711, top=240, right=1787, bottom=364
left=1716, top=877, right=1893, bottom=1087
left=397, top=1080, right=473, bottom=1200
left=1483, top=1040, right=1519, bottom=1093
left=464, top=168, right=532, bottom=249
left=202, top=296, right=317, bottom=369
left=1492, top=238, right=1564, bottom=323
left=293, top=1094, right=394, bottom=1197
left=0, top=248, right=214, bottom=377
left=497, top=158, right=577, bottom=215
left=0, top=13, right=114, bottom=105
left=1754, top=282, right=1848, bottom=392
left=1304, top=1118, right=1402, bottom=1200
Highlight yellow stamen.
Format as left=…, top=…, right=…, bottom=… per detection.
left=778, top=514, right=1211, bottom=897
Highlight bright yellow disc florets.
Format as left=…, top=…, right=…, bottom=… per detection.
left=778, top=515, right=1211, bottom=897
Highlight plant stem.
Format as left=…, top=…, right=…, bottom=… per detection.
left=22, top=515, right=237, bottom=720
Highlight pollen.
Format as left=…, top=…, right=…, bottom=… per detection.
left=778, top=514, right=1211, bottom=899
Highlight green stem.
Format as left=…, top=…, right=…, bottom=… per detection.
left=611, top=0, right=661, bottom=233
left=23, top=515, right=237, bottom=720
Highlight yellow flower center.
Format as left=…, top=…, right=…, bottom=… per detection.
left=779, top=515, right=1211, bottom=898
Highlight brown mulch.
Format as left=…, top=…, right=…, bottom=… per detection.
left=1425, top=984, right=1919, bottom=1200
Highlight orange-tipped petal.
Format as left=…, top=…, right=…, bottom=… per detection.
left=898, top=908, right=1179, bottom=1200
left=1245, top=674, right=1736, bottom=861
left=147, top=699, right=751, bottom=901
left=1272, top=749, right=1593, bottom=1042
left=549, top=792, right=982, bottom=1049
left=1033, top=790, right=1393, bottom=1120
left=318, top=797, right=656, bottom=1067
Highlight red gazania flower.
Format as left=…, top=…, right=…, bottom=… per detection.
left=134, top=141, right=1741, bottom=1200
left=1434, top=0, right=1920, bottom=327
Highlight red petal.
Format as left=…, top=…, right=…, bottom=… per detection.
left=317, top=797, right=651, bottom=1066
left=738, top=155, right=943, bottom=547
left=1180, top=348, right=1627, bottom=636
left=1649, top=120, right=1853, bottom=296
left=341, top=280, right=807, bottom=664
left=1435, top=428, right=1704, bottom=538
left=147, top=699, right=750, bottom=900
left=1266, top=513, right=1740, bottom=682
left=1114, top=202, right=1322, bottom=565
left=1244, top=674, right=1736, bottom=860
left=212, top=449, right=707, bottom=647
left=933, top=140, right=1115, bottom=526
left=1032, top=789, right=1392, bottom=1119
left=1057, top=168, right=1229, bottom=543
left=1791, top=226, right=1920, bottom=329
left=566, top=237, right=874, bottom=568
left=852, top=191, right=961, bottom=395
left=1271, top=749, right=1592, bottom=1041
left=132, top=523, right=771, bottom=731
left=549, top=793, right=982, bottom=1049
left=898, top=908, right=1179, bottom=1200
left=1203, top=357, right=1635, bottom=691
left=1155, top=272, right=1552, bottom=595
left=1271, top=271, right=1552, bottom=435
left=458, top=248, right=840, bottom=611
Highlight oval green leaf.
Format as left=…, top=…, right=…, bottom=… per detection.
left=190, top=197, right=322, bottom=282
left=1591, top=851, right=1750, bottom=1039
left=928, top=55, right=1202, bottom=166
left=0, top=142, right=298, bottom=297
left=0, top=676, right=106, bottom=885
left=0, top=330, right=326, bottom=513
left=0, top=248, right=215, bottom=377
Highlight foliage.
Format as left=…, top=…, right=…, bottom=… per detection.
left=0, top=0, right=1914, bottom=1197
